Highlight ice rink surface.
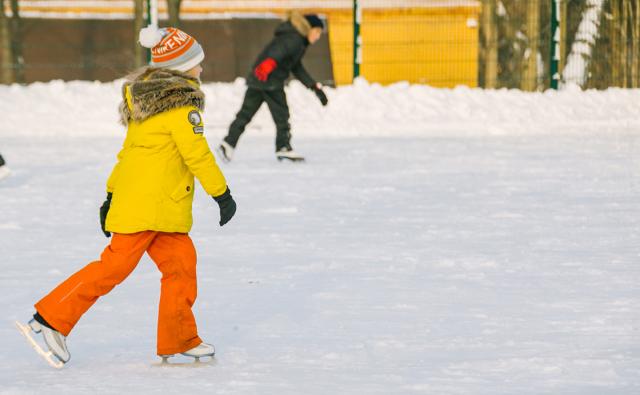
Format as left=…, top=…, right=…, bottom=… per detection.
left=0, top=81, right=639, bottom=394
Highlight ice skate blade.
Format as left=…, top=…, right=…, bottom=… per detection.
left=153, top=355, right=216, bottom=368
left=276, top=156, right=305, bottom=163
left=14, top=321, right=64, bottom=369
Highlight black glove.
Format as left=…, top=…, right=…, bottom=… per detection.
left=213, top=187, right=236, bottom=227
left=99, top=192, right=112, bottom=238
left=312, top=83, right=328, bottom=106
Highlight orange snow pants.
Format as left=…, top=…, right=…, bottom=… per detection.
left=34, top=231, right=202, bottom=355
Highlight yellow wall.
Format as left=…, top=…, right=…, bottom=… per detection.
left=14, top=2, right=481, bottom=87
left=327, top=7, right=480, bottom=87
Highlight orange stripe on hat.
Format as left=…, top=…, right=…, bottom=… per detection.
left=152, top=28, right=195, bottom=63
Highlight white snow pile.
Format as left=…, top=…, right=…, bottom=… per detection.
left=0, top=78, right=638, bottom=138
left=1, top=79, right=640, bottom=395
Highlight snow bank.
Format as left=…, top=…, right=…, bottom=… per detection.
left=0, top=78, right=638, bottom=138
left=1, top=78, right=640, bottom=394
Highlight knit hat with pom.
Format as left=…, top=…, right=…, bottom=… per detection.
left=138, top=26, right=204, bottom=72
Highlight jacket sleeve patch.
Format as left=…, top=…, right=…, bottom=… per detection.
left=188, top=110, right=204, bottom=134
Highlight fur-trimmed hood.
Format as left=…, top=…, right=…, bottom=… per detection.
left=119, top=67, right=205, bottom=125
left=287, top=11, right=312, bottom=37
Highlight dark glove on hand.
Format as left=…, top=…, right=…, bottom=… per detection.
left=213, top=187, right=237, bottom=227
left=312, top=83, right=328, bottom=106
left=99, top=192, right=112, bottom=238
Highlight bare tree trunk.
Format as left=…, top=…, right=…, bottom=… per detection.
left=562, top=0, right=605, bottom=88
left=632, top=0, right=639, bottom=87
left=622, top=0, right=628, bottom=87
left=0, top=0, right=13, bottom=84
left=637, top=0, right=640, bottom=86
left=134, top=0, right=146, bottom=68
left=9, top=0, right=22, bottom=83
left=560, top=0, right=568, bottom=75
left=498, top=1, right=527, bottom=88
left=167, top=0, right=182, bottom=28
left=482, top=0, right=498, bottom=88
left=522, top=0, right=540, bottom=91
left=611, top=0, right=620, bottom=86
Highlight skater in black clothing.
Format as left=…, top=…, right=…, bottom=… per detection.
left=217, top=12, right=328, bottom=162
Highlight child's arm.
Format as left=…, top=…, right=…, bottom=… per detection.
left=292, top=61, right=328, bottom=106
left=106, top=163, right=120, bottom=194
left=291, top=61, right=316, bottom=89
left=254, top=36, right=305, bottom=81
left=169, top=107, right=228, bottom=198
left=103, top=140, right=130, bottom=237
left=106, top=139, right=131, bottom=194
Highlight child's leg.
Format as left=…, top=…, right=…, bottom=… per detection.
left=225, top=88, right=265, bottom=147
left=263, top=89, right=291, bottom=150
left=34, top=231, right=157, bottom=336
left=147, top=232, right=202, bottom=355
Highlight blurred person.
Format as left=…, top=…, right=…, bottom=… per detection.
left=218, top=12, right=329, bottom=163
left=0, top=153, right=9, bottom=180
left=16, top=26, right=236, bottom=367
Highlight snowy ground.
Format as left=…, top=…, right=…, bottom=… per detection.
left=0, top=81, right=639, bottom=394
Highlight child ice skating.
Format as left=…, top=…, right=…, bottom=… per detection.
left=16, top=26, right=236, bottom=367
left=218, top=12, right=328, bottom=162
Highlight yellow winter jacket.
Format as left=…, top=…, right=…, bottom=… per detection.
left=105, top=68, right=227, bottom=234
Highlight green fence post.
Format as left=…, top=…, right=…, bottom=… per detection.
left=353, top=0, right=361, bottom=81
left=550, top=0, right=560, bottom=89
left=146, top=0, right=152, bottom=63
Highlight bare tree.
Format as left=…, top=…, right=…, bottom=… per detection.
left=621, top=0, right=628, bottom=87
left=0, top=0, right=13, bottom=84
left=559, top=0, right=568, bottom=76
left=9, top=0, right=22, bottom=83
left=497, top=1, right=527, bottom=88
left=611, top=0, right=620, bottom=86
left=522, top=0, right=540, bottom=91
left=631, top=0, right=639, bottom=87
left=134, top=0, right=146, bottom=68
left=563, top=0, right=605, bottom=88
left=481, top=0, right=498, bottom=88
left=167, top=0, right=182, bottom=28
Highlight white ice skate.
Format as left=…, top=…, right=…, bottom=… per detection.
left=216, top=141, right=234, bottom=163
left=0, top=165, right=10, bottom=181
left=276, top=147, right=305, bottom=162
left=160, top=341, right=215, bottom=364
left=15, top=318, right=70, bottom=368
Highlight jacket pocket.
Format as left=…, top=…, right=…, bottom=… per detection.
left=170, top=173, right=195, bottom=202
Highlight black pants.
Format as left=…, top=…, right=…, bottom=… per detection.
left=225, top=87, right=291, bottom=151
left=0, top=154, right=4, bottom=167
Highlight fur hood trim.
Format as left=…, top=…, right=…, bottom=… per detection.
left=119, top=67, right=205, bottom=125
left=288, top=11, right=311, bottom=37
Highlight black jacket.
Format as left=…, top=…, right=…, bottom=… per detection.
left=247, top=17, right=316, bottom=90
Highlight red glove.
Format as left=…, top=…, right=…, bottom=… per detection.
left=254, top=58, right=277, bottom=82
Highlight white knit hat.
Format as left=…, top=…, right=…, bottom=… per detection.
left=139, top=26, right=205, bottom=72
